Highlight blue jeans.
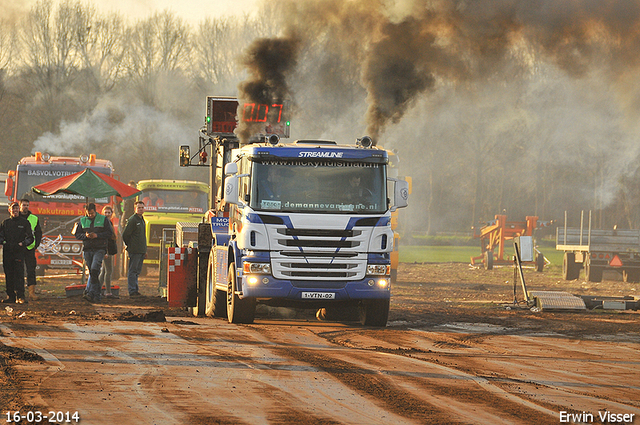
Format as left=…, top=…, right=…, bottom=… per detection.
left=84, top=249, right=106, bottom=300
left=127, top=253, right=145, bottom=295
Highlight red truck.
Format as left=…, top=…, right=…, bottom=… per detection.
left=4, top=152, right=120, bottom=276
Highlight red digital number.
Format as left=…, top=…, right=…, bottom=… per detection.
left=242, top=103, right=284, bottom=123
left=271, top=104, right=283, bottom=123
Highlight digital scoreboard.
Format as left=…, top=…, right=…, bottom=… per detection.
left=206, top=96, right=290, bottom=138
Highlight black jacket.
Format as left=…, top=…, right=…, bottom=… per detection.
left=122, top=213, right=147, bottom=254
left=73, top=213, right=114, bottom=251
left=0, top=215, right=34, bottom=259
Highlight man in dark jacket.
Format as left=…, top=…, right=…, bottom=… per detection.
left=20, top=198, right=42, bottom=301
left=0, top=202, right=34, bottom=304
left=122, top=201, right=146, bottom=297
left=73, top=203, right=114, bottom=303
left=121, top=181, right=137, bottom=229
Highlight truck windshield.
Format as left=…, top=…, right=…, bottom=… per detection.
left=250, top=162, right=387, bottom=214
left=140, top=189, right=208, bottom=213
left=16, top=165, right=112, bottom=203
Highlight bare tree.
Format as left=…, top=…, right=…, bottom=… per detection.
left=0, top=20, right=20, bottom=170
left=0, top=20, right=14, bottom=72
left=19, top=0, right=80, bottom=132
left=191, top=14, right=269, bottom=94
left=125, top=10, right=191, bottom=107
left=192, top=17, right=236, bottom=89
left=72, top=3, right=126, bottom=94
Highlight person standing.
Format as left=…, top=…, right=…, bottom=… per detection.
left=19, top=198, right=42, bottom=301
left=98, top=206, right=118, bottom=298
left=73, top=203, right=114, bottom=303
left=0, top=202, right=34, bottom=304
left=121, top=181, right=137, bottom=229
left=122, top=201, right=146, bottom=297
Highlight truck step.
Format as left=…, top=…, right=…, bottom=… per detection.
left=528, top=291, right=586, bottom=311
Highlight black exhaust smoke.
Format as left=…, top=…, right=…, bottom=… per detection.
left=237, top=0, right=640, bottom=144
left=237, top=33, right=301, bottom=144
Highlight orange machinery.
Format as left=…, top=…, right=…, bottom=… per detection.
left=471, top=215, right=545, bottom=271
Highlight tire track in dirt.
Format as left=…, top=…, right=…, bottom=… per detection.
left=169, top=320, right=416, bottom=425
left=265, top=335, right=558, bottom=424
left=307, top=326, right=640, bottom=418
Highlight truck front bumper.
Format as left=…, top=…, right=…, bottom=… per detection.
left=239, top=274, right=391, bottom=301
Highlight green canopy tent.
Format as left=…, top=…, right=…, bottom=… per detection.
left=31, top=168, right=141, bottom=286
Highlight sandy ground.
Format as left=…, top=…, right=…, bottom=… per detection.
left=0, top=263, right=639, bottom=424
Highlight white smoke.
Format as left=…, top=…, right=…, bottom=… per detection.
left=33, top=98, right=191, bottom=155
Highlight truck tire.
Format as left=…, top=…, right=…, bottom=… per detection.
left=359, top=298, right=389, bottom=327
left=227, top=263, right=256, bottom=324
left=205, top=254, right=227, bottom=318
left=585, top=258, right=603, bottom=283
left=623, top=269, right=640, bottom=283
left=535, top=253, right=545, bottom=272
left=562, top=252, right=580, bottom=280
left=484, top=251, right=493, bottom=270
left=191, top=264, right=207, bottom=318
left=35, top=264, right=46, bottom=277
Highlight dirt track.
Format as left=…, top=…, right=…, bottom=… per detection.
left=1, top=263, right=639, bottom=424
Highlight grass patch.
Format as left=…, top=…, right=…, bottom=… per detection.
left=399, top=244, right=564, bottom=267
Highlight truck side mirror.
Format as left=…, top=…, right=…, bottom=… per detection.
left=224, top=175, right=239, bottom=205
left=388, top=178, right=409, bottom=212
left=179, top=145, right=190, bottom=167
left=224, top=162, right=238, bottom=175
left=223, top=173, right=249, bottom=206
left=4, top=176, right=14, bottom=198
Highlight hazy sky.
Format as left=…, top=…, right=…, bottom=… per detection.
left=91, top=0, right=261, bottom=24
left=15, top=0, right=261, bottom=25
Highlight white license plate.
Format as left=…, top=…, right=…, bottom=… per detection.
left=50, top=259, right=72, bottom=265
left=301, top=292, right=336, bottom=300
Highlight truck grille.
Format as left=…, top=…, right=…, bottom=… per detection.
left=268, top=222, right=370, bottom=281
left=280, top=239, right=358, bottom=248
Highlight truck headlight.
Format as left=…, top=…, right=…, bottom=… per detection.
left=367, top=264, right=390, bottom=276
left=243, top=262, right=271, bottom=274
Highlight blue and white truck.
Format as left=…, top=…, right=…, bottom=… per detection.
left=181, top=97, right=409, bottom=326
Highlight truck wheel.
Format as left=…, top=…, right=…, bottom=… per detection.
left=35, top=264, right=46, bottom=277
left=562, top=252, right=580, bottom=280
left=192, top=277, right=206, bottom=317
left=483, top=251, right=493, bottom=270
left=227, top=263, right=256, bottom=324
left=359, top=298, right=390, bottom=327
left=623, top=269, right=640, bottom=283
left=585, top=259, right=603, bottom=283
left=535, top=253, right=545, bottom=272
left=205, top=254, right=227, bottom=318
left=191, top=263, right=206, bottom=317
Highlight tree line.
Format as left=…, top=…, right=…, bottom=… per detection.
left=0, top=0, right=278, bottom=183
left=2, top=0, right=640, bottom=235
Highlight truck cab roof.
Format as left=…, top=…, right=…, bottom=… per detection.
left=241, top=141, right=389, bottom=164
